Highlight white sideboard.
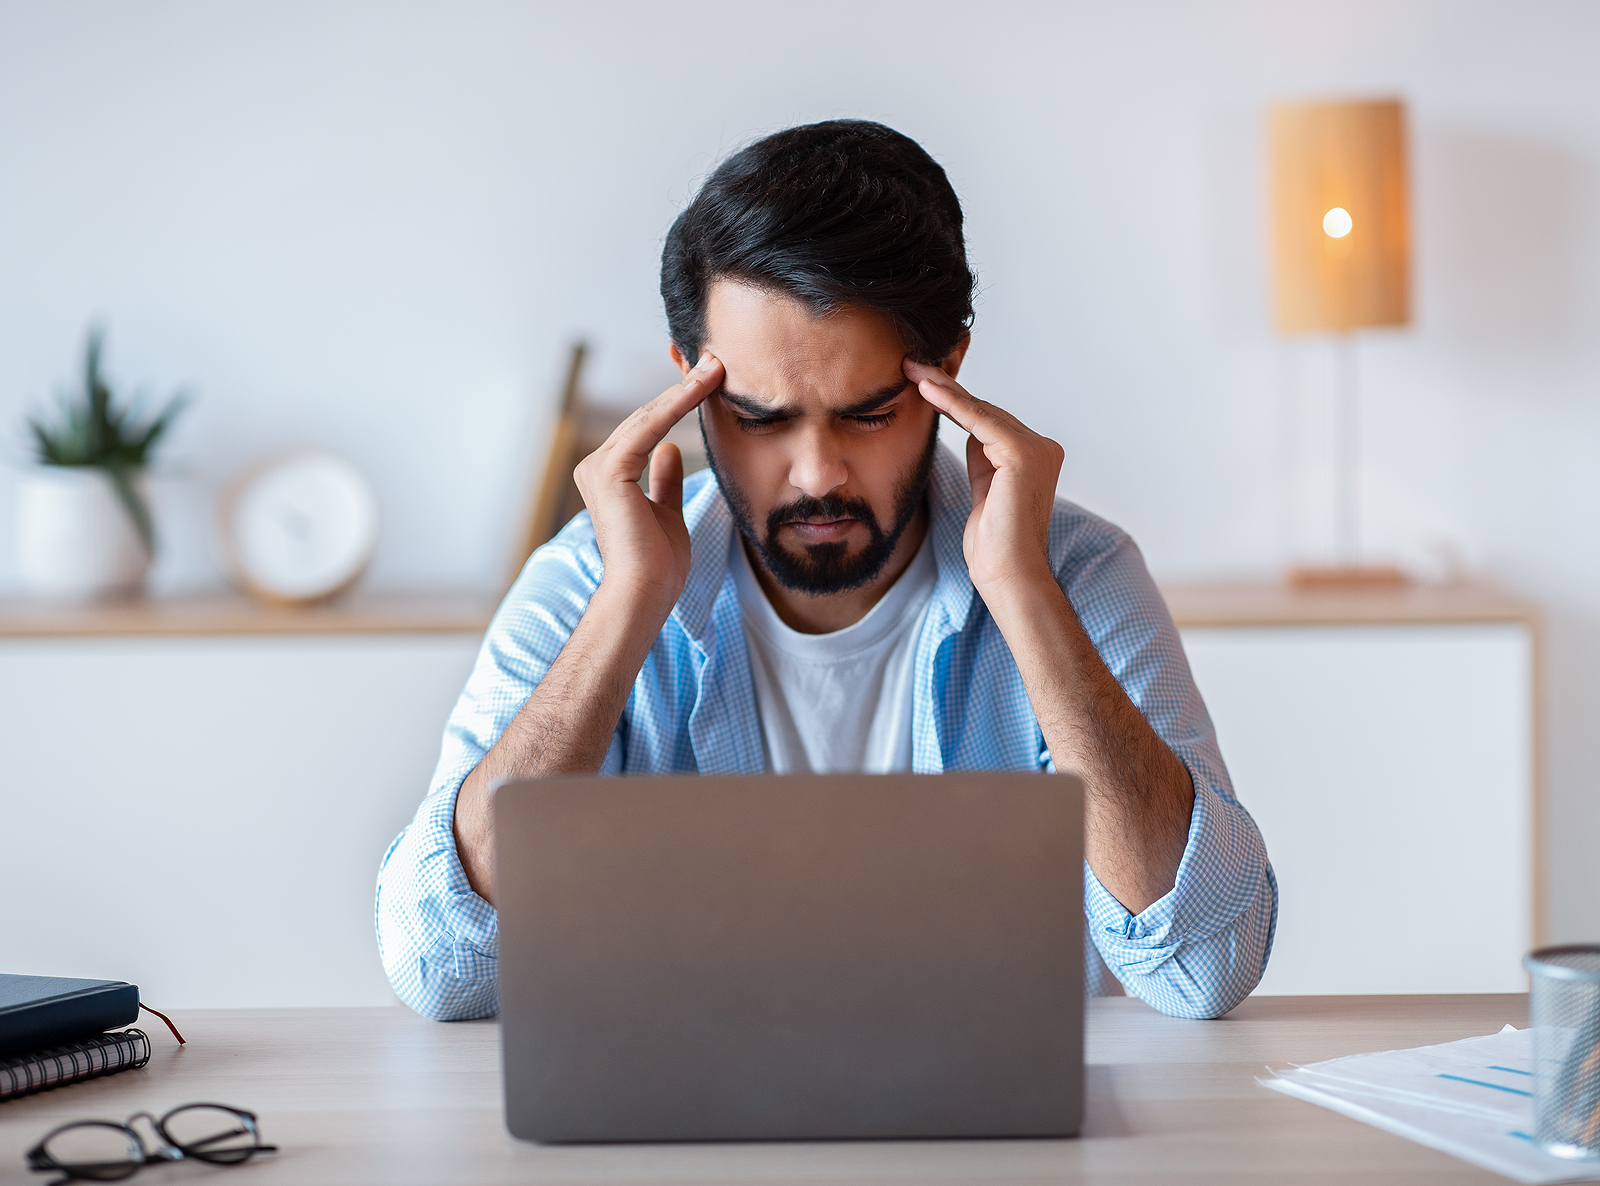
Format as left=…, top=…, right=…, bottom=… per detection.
left=0, top=582, right=1538, bottom=1008
left=0, top=593, right=489, bottom=1009
left=1164, top=582, right=1538, bottom=996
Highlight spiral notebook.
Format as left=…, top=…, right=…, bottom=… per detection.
left=0, top=1029, right=151, bottom=1102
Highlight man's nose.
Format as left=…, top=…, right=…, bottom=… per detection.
left=786, top=428, right=849, bottom=500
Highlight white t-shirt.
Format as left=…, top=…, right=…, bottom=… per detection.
left=731, top=532, right=938, bottom=774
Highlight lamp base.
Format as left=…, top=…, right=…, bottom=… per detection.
left=1287, top=564, right=1408, bottom=591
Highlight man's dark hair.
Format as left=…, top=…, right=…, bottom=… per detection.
left=661, top=120, right=975, bottom=365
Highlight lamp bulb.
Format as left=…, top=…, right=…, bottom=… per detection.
left=1323, top=207, right=1353, bottom=238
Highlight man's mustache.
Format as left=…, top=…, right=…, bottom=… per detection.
left=765, top=495, right=881, bottom=541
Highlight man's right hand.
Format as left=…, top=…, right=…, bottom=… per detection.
left=450, top=353, right=724, bottom=905
left=574, top=353, right=723, bottom=618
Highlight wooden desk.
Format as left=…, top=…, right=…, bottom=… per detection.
left=0, top=995, right=1529, bottom=1184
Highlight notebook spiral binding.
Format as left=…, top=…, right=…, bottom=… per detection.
left=0, top=1028, right=151, bottom=1102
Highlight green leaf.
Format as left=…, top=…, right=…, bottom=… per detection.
left=126, top=392, right=190, bottom=466
left=28, top=418, right=63, bottom=465
left=105, top=462, right=155, bottom=558
left=23, top=326, right=190, bottom=497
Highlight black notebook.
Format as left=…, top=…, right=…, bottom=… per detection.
left=0, top=975, right=140, bottom=1059
left=0, top=1029, right=151, bottom=1102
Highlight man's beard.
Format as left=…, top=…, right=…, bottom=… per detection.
left=702, top=415, right=939, bottom=596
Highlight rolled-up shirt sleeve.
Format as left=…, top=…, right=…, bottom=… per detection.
left=1056, top=526, right=1279, bottom=1020
left=1083, top=777, right=1278, bottom=1019
left=376, top=772, right=499, bottom=1021
left=375, top=516, right=607, bottom=1021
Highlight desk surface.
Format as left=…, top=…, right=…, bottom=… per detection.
left=0, top=995, right=1529, bottom=1185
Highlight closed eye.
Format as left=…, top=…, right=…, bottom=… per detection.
left=737, top=410, right=897, bottom=433
left=733, top=414, right=788, bottom=434
left=849, top=411, right=897, bottom=429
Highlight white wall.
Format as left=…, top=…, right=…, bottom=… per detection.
left=2, top=1, right=1597, bottom=945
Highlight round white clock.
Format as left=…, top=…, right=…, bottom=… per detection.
left=219, top=449, right=380, bottom=605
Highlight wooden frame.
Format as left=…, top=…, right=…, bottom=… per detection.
left=505, top=343, right=589, bottom=589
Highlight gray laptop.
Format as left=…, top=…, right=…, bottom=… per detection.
left=492, top=772, right=1084, bottom=1143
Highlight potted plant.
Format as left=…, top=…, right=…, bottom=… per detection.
left=17, top=329, right=188, bottom=599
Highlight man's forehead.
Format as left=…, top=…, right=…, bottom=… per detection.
left=715, top=342, right=912, bottom=411
left=704, top=281, right=909, bottom=412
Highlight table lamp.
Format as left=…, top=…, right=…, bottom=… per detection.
left=1270, top=97, right=1410, bottom=589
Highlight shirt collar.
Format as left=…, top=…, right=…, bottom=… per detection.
left=672, top=470, right=737, bottom=646
left=924, top=444, right=978, bottom=634
left=670, top=445, right=977, bottom=646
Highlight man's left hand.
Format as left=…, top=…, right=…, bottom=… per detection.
left=905, top=358, right=1065, bottom=602
left=908, top=357, right=1193, bottom=916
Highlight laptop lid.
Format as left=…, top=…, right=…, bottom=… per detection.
left=493, top=771, right=1084, bottom=1143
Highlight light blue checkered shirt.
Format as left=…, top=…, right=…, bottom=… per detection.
left=377, top=446, right=1277, bottom=1022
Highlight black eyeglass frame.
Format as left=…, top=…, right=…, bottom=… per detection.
left=26, top=1102, right=276, bottom=1183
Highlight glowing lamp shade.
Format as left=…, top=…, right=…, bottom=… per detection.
left=1270, top=99, right=1410, bottom=332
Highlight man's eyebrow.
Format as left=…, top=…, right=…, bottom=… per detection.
left=718, top=389, right=796, bottom=419
left=717, top=379, right=912, bottom=419
left=836, top=380, right=914, bottom=416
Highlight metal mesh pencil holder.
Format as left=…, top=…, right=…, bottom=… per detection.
left=1524, top=945, right=1600, bottom=1160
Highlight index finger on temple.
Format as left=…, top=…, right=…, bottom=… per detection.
left=911, top=369, right=1027, bottom=440
left=902, top=356, right=965, bottom=394
left=608, top=354, right=723, bottom=459
left=903, top=357, right=988, bottom=413
left=913, top=373, right=991, bottom=435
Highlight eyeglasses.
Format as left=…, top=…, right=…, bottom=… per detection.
left=26, top=1103, right=276, bottom=1183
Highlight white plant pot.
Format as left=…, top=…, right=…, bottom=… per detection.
left=16, top=466, right=152, bottom=600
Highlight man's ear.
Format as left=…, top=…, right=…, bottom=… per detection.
left=669, top=342, right=691, bottom=377
left=941, top=335, right=972, bottom=380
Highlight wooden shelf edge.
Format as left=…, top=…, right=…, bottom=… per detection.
left=0, top=590, right=499, bottom=639
left=1159, top=577, right=1540, bottom=629
left=1, top=577, right=1541, bottom=638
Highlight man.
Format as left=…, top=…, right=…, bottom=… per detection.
left=378, top=120, right=1276, bottom=1023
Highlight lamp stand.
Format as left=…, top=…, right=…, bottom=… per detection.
left=1334, top=332, right=1358, bottom=564
left=1288, top=333, right=1405, bottom=591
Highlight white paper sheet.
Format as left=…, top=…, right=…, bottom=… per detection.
left=1260, top=1025, right=1600, bottom=1184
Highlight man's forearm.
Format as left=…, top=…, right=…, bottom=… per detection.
left=984, top=578, right=1195, bottom=915
left=452, top=583, right=666, bottom=903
